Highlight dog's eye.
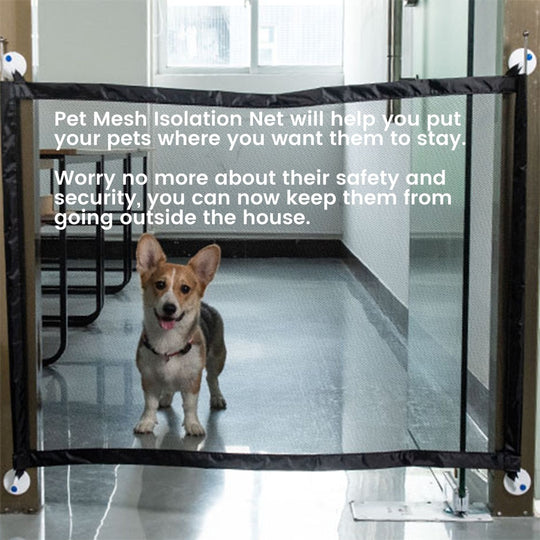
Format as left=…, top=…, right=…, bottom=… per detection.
left=180, top=284, right=191, bottom=294
left=155, top=280, right=166, bottom=290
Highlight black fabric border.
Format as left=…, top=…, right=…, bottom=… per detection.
left=16, top=448, right=520, bottom=472
left=0, top=74, right=525, bottom=474
left=1, top=82, right=31, bottom=458
left=2, top=74, right=518, bottom=108
left=503, top=74, right=528, bottom=456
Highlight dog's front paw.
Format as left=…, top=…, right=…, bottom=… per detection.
left=210, top=395, right=227, bottom=410
left=184, top=419, right=205, bottom=437
left=134, top=418, right=156, bottom=434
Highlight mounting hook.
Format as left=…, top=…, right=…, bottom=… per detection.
left=523, top=31, right=530, bottom=75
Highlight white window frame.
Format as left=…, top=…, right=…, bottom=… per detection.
left=152, top=0, right=344, bottom=93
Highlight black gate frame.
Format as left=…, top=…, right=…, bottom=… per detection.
left=1, top=73, right=526, bottom=473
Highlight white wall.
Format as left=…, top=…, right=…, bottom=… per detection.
left=38, top=0, right=149, bottom=85
left=341, top=0, right=410, bottom=307
left=148, top=105, right=344, bottom=236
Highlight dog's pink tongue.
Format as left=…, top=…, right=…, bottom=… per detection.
left=160, top=319, right=176, bottom=331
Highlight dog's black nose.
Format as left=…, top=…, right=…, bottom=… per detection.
left=162, top=303, right=177, bottom=316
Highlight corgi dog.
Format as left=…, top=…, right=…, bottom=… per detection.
left=134, top=233, right=226, bottom=436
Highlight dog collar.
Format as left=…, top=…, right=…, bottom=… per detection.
left=141, top=333, right=193, bottom=360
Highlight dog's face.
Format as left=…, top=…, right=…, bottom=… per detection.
left=136, top=234, right=221, bottom=331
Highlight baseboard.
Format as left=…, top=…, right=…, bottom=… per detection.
left=340, top=245, right=408, bottom=338
left=410, top=234, right=463, bottom=259
left=40, top=236, right=408, bottom=336
left=40, top=236, right=344, bottom=259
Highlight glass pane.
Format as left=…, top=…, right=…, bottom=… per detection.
left=258, top=0, right=342, bottom=66
left=466, top=94, right=502, bottom=453
left=166, top=0, right=250, bottom=67
left=407, top=95, right=467, bottom=452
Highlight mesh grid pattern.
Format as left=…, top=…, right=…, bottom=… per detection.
left=37, top=92, right=500, bottom=456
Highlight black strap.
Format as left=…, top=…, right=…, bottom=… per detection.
left=141, top=334, right=192, bottom=359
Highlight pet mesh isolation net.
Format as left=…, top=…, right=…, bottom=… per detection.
left=1, top=75, right=525, bottom=472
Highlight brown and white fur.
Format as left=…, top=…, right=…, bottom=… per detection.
left=134, top=233, right=226, bottom=436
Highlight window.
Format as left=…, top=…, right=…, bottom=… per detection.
left=159, top=0, right=343, bottom=73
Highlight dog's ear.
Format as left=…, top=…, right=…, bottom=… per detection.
left=188, top=244, right=221, bottom=293
left=136, top=234, right=166, bottom=274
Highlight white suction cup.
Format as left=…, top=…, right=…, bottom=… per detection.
left=2, top=51, right=27, bottom=80
left=503, top=468, right=531, bottom=496
left=508, top=48, right=537, bottom=75
left=3, top=469, right=31, bottom=496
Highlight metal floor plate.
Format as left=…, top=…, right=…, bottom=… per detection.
left=350, top=501, right=492, bottom=522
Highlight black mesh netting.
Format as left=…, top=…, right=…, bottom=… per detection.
left=1, top=76, right=525, bottom=472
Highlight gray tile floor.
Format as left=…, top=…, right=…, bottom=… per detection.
left=1, top=257, right=538, bottom=539
left=41, top=258, right=413, bottom=455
